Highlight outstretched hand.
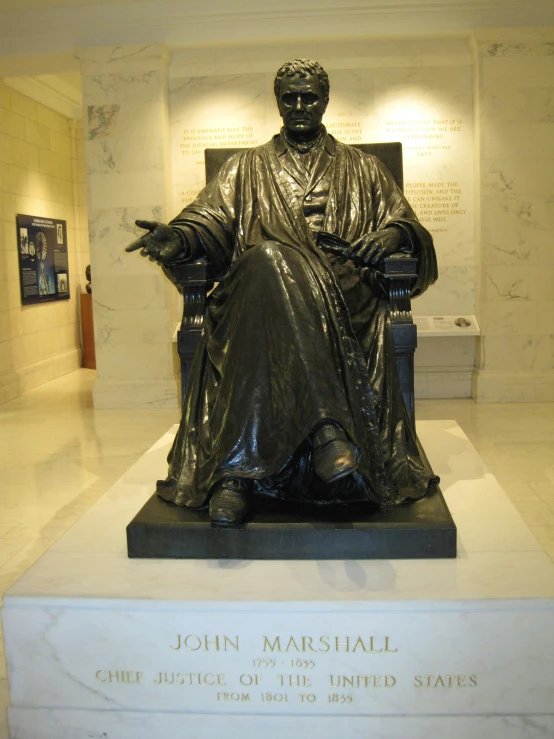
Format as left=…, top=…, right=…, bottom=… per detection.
left=125, top=220, right=183, bottom=265
left=346, top=228, right=405, bottom=267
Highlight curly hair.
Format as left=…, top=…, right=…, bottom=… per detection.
left=273, top=59, right=330, bottom=104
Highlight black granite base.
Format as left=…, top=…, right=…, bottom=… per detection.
left=127, top=487, right=456, bottom=560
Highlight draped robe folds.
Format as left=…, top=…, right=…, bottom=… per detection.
left=160, top=134, right=439, bottom=509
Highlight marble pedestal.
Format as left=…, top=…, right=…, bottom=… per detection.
left=3, top=422, right=554, bottom=739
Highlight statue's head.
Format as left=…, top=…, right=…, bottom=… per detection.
left=274, top=59, right=330, bottom=139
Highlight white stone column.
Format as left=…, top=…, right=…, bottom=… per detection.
left=79, top=44, right=179, bottom=408
left=471, top=29, right=554, bottom=403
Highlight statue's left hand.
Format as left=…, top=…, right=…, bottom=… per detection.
left=347, top=228, right=404, bottom=266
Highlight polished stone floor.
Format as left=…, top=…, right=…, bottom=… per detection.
left=0, top=369, right=553, bottom=737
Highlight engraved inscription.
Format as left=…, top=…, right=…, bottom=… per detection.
left=95, top=670, right=143, bottom=683
left=153, top=672, right=226, bottom=685
left=404, top=181, right=466, bottom=234
left=414, top=674, right=477, bottom=688
left=330, top=674, right=396, bottom=688
left=169, top=634, right=239, bottom=651
left=327, top=121, right=363, bottom=143
left=93, top=631, right=480, bottom=712
left=179, top=126, right=260, bottom=159
left=384, top=118, right=465, bottom=157
left=262, top=635, right=396, bottom=653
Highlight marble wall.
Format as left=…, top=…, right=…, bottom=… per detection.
left=0, top=81, right=88, bottom=405
left=472, top=29, right=554, bottom=402
left=169, top=38, right=476, bottom=398
left=53, top=31, right=554, bottom=407
left=79, top=45, right=180, bottom=409
left=170, top=41, right=475, bottom=319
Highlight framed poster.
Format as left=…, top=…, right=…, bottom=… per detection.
left=16, top=214, right=70, bottom=305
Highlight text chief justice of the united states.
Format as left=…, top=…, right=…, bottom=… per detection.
left=126, top=59, right=439, bottom=526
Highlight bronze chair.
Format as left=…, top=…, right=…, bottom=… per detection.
left=168, top=143, right=418, bottom=425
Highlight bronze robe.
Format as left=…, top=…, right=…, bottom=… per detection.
left=160, top=133, right=439, bottom=509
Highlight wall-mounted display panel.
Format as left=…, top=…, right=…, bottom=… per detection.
left=16, top=214, right=70, bottom=305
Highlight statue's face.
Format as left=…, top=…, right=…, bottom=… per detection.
left=277, top=74, right=327, bottom=137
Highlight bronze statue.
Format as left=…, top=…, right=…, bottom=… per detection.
left=126, top=59, right=439, bottom=526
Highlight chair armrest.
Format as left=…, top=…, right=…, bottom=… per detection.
left=377, top=254, right=418, bottom=323
left=162, top=260, right=212, bottom=407
left=162, top=259, right=214, bottom=295
left=377, top=254, right=418, bottom=426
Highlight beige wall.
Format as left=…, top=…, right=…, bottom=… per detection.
left=0, top=81, right=89, bottom=404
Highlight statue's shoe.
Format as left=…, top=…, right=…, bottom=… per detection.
left=312, top=423, right=358, bottom=484
left=209, top=478, right=252, bottom=526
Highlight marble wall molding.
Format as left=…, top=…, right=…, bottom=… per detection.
left=1, top=2, right=554, bottom=57
left=77, top=45, right=172, bottom=76
left=472, top=369, right=554, bottom=403
left=7, top=709, right=554, bottom=739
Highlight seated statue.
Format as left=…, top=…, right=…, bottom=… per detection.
left=126, top=59, right=439, bottom=526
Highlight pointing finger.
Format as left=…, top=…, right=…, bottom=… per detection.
left=135, top=219, right=159, bottom=231
left=125, top=237, right=146, bottom=253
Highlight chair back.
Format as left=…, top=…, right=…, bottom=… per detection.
left=205, top=142, right=404, bottom=190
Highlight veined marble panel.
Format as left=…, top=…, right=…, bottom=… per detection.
left=78, top=45, right=171, bottom=76
left=80, top=45, right=176, bottom=408
left=88, top=205, right=164, bottom=276
left=415, top=336, right=475, bottom=368
left=413, top=265, right=476, bottom=317
left=481, top=122, right=554, bottom=161
left=479, top=300, right=554, bottom=337
left=82, top=69, right=169, bottom=106
left=481, top=55, right=554, bottom=90
left=86, top=132, right=165, bottom=175
left=415, top=368, right=472, bottom=399
left=95, top=341, right=174, bottom=380
left=9, top=709, right=554, bottom=739
left=485, top=265, right=554, bottom=302
left=94, top=308, right=177, bottom=348
left=93, top=274, right=169, bottom=313
left=472, top=369, right=554, bottom=403
left=479, top=335, right=553, bottom=372
left=4, top=605, right=554, bottom=715
left=473, top=31, right=554, bottom=400
left=88, top=171, right=169, bottom=211
left=482, top=158, right=554, bottom=198
left=170, top=73, right=267, bottom=211
left=480, top=192, right=552, bottom=234
left=478, top=40, right=554, bottom=58
left=481, top=86, right=554, bottom=125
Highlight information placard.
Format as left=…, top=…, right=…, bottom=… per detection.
left=16, top=213, right=70, bottom=305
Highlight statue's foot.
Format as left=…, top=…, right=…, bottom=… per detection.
left=209, top=478, right=252, bottom=526
left=312, top=423, right=358, bottom=483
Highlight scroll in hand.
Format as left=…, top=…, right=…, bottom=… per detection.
left=317, top=228, right=406, bottom=266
